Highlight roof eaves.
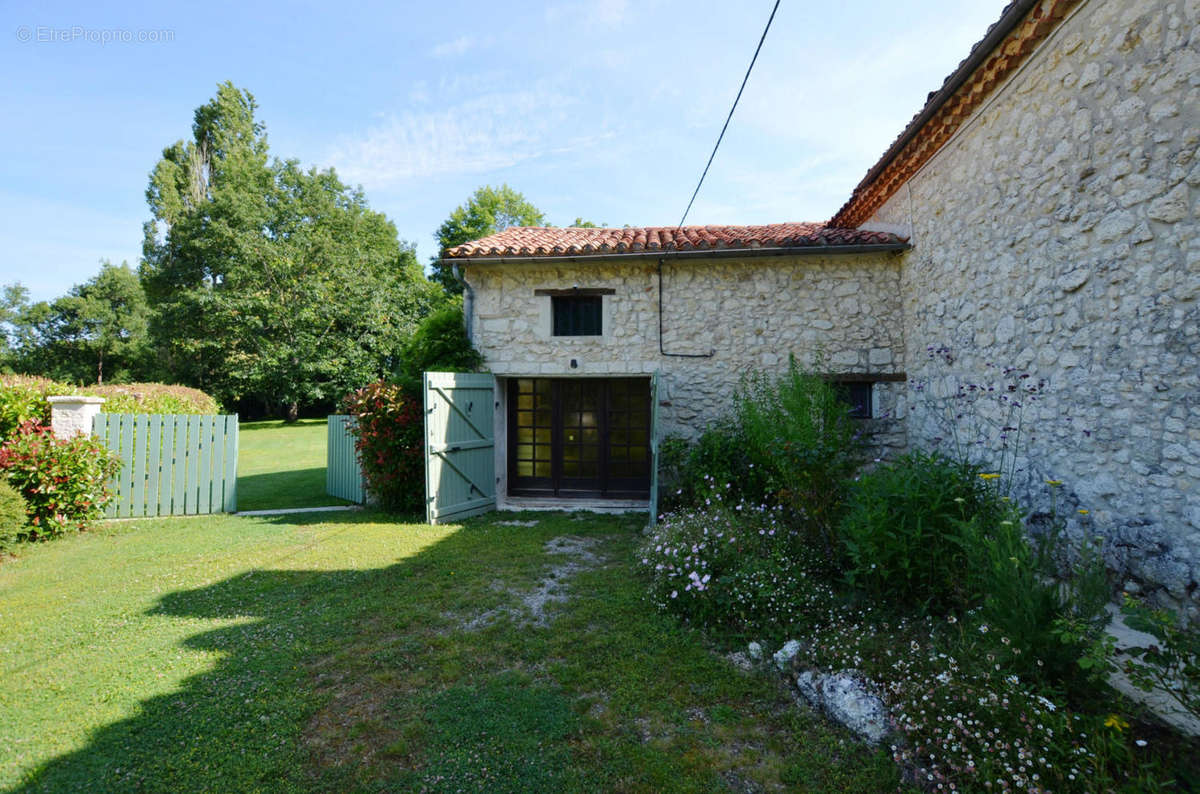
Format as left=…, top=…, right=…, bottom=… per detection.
left=440, top=242, right=911, bottom=267
left=830, top=0, right=1080, bottom=229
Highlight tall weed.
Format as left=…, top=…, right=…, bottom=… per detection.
left=736, top=356, right=862, bottom=554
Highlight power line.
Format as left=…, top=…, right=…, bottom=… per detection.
left=678, top=0, right=781, bottom=228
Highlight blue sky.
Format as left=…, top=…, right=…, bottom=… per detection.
left=1, top=0, right=1006, bottom=302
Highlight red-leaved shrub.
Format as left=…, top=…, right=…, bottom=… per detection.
left=0, top=421, right=121, bottom=538
left=339, top=381, right=423, bottom=513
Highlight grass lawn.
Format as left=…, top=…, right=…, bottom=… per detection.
left=236, top=419, right=351, bottom=511
left=0, top=510, right=901, bottom=792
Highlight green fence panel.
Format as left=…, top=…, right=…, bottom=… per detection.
left=91, top=413, right=238, bottom=518
left=326, top=415, right=366, bottom=504
left=222, top=416, right=239, bottom=513
left=146, top=415, right=161, bottom=517
left=171, top=416, right=188, bottom=515
left=119, top=414, right=135, bottom=517
left=200, top=415, right=215, bottom=514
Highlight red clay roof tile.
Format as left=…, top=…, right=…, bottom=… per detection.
left=444, top=223, right=905, bottom=259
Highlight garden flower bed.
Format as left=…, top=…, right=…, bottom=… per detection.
left=644, top=360, right=1200, bottom=792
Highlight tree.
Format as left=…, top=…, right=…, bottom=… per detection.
left=0, top=284, right=30, bottom=367
left=571, top=218, right=605, bottom=228
left=431, top=184, right=545, bottom=294
left=393, top=299, right=483, bottom=393
left=3, top=263, right=150, bottom=384
left=141, top=82, right=439, bottom=419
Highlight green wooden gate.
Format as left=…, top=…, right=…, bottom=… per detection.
left=423, top=372, right=495, bottom=524
left=92, top=413, right=238, bottom=518
left=326, top=414, right=366, bottom=504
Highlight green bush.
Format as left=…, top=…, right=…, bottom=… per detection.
left=0, top=478, right=28, bottom=549
left=0, top=375, right=72, bottom=439
left=339, top=381, right=423, bottom=513
left=394, top=301, right=483, bottom=392
left=736, top=357, right=863, bottom=553
left=657, top=421, right=770, bottom=511
left=839, top=450, right=1009, bottom=613
left=86, top=383, right=219, bottom=414
left=0, top=422, right=121, bottom=538
left=1, top=375, right=219, bottom=443
left=840, top=449, right=1111, bottom=690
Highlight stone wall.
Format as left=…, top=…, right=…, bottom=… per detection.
left=463, top=253, right=907, bottom=449
left=867, top=0, right=1199, bottom=610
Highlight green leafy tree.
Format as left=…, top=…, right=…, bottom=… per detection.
left=432, top=185, right=545, bottom=293
left=393, top=299, right=483, bottom=392
left=141, top=82, right=439, bottom=419
left=4, top=263, right=150, bottom=384
left=0, top=284, right=30, bottom=367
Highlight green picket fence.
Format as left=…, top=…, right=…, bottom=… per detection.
left=326, top=414, right=366, bottom=504
left=93, top=413, right=239, bottom=518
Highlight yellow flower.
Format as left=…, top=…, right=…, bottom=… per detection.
left=1045, top=479, right=1062, bottom=487
left=1105, top=714, right=1129, bottom=732
left=1079, top=509, right=1090, bottom=515
left=979, top=473, right=1001, bottom=480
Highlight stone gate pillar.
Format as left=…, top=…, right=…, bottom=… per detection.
left=46, top=396, right=106, bottom=439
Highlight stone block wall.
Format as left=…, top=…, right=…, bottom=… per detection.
left=463, top=253, right=907, bottom=449
left=867, top=0, right=1199, bottom=610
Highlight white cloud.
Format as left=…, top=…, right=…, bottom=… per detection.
left=430, top=35, right=475, bottom=58
left=327, top=88, right=609, bottom=187
left=546, top=0, right=629, bottom=27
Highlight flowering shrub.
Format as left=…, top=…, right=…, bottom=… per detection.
left=641, top=488, right=834, bottom=643
left=657, top=422, right=770, bottom=511
left=790, top=607, right=1154, bottom=792
left=1, top=375, right=219, bottom=442
left=339, top=380, right=423, bottom=513
left=0, top=376, right=72, bottom=439
left=0, top=421, right=121, bottom=538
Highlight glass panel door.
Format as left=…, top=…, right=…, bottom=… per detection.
left=508, top=377, right=651, bottom=499
left=558, top=379, right=603, bottom=496
left=605, top=378, right=651, bottom=498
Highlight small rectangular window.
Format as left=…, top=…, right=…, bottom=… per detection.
left=835, top=382, right=872, bottom=419
left=552, top=295, right=602, bottom=336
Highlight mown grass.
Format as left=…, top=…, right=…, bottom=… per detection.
left=236, top=419, right=349, bottom=511
left=0, top=510, right=902, bottom=792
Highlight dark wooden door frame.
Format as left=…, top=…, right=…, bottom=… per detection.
left=507, top=377, right=650, bottom=500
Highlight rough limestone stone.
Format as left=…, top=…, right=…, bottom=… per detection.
left=794, top=670, right=891, bottom=746
left=773, top=639, right=802, bottom=671
left=464, top=254, right=908, bottom=453
left=747, top=641, right=764, bottom=661
left=868, top=0, right=1199, bottom=610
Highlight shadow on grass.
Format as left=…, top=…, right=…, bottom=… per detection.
left=13, top=510, right=900, bottom=793
left=235, top=468, right=351, bottom=512
left=13, top=512, right=618, bottom=793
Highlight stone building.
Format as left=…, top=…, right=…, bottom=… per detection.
left=440, top=0, right=1198, bottom=609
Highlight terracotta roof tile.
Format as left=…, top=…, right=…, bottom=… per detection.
left=444, top=223, right=906, bottom=259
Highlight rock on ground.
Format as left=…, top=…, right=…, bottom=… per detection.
left=794, top=669, right=891, bottom=746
